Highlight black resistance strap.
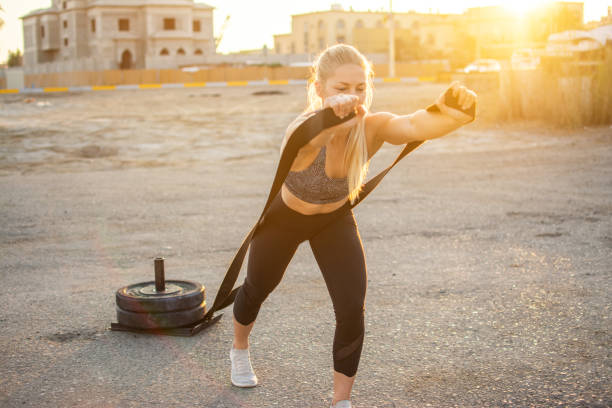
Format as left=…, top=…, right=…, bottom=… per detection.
left=203, top=93, right=475, bottom=321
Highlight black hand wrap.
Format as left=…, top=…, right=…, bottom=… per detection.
left=426, top=88, right=477, bottom=121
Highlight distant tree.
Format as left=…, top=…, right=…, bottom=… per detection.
left=7, top=50, right=23, bottom=67
left=0, top=5, right=4, bottom=30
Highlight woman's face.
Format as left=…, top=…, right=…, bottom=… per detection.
left=318, top=63, right=367, bottom=105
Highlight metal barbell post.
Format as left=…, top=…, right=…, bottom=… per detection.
left=154, top=257, right=165, bottom=292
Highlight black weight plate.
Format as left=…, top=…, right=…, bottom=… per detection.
left=116, top=280, right=204, bottom=313
left=116, top=301, right=206, bottom=329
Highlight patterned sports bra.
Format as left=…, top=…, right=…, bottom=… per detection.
left=284, top=145, right=349, bottom=204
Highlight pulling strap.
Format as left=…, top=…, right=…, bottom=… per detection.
left=203, top=93, right=475, bottom=321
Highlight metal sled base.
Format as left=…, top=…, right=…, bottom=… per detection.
left=110, top=313, right=223, bottom=337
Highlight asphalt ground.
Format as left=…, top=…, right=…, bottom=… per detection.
left=1, top=84, right=611, bottom=407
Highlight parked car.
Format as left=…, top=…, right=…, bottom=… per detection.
left=463, top=59, right=501, bottom=73
left=511, top=49, right=540, bottom=70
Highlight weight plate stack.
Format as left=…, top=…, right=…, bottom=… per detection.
left=116, top=280, right=205, bottom=313
left=116, top=300, right=206, bottom=329
left=114, top=258, right=207, bottom=330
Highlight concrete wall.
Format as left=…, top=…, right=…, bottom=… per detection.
left=23, top=66, right=313, bottom=87
left=0, top=68, right=25, bottom=89
left=7, top=68, right=26, bottom=89
left=20, top=61, right=451, bottom=88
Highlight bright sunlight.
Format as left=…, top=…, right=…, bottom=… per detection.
left=504, top=0, right=551, bottom=16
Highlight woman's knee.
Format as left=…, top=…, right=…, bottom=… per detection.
left=334, top=305, right=365, bottom=355
left=233, top=280, right=271, bottom=325
left=334, top=298, right=366, bottom=325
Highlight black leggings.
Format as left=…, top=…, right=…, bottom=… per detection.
left=233, top=192, right=367, bottom=377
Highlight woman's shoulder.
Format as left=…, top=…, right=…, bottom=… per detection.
left=280, top=111, right=318, bottom=155
left=285, top=111, right=317, bottom=134
left=282, top=110, right=323, bottom=143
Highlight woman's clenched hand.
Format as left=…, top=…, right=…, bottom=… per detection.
left=323, top=94, right=367, bottom=131
left=324, top=94, right=364, bottom=118
left=434, top=81, right=477, bottom=124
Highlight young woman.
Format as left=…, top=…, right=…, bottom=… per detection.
left=230, top=44, right=477, bottom=408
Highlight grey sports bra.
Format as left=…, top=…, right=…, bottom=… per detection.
left=284, top=145, right=349, bottom=204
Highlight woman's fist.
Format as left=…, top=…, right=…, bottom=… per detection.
left=324, top=94, right=362, bottom=119
left=435, top=81, right=477, bottom=124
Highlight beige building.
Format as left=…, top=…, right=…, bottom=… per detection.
left=22, top=0, right=215, bottom=74
left=273, top=3, right=585, bottom=63
left=273, top=6, right=457, bottom=59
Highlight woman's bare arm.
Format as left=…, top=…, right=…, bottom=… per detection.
left=372, top=82, right=477, bottom=145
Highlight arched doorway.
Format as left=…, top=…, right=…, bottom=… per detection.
left=120, top=49, right=132, bottom=69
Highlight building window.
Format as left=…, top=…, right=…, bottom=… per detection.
left=303, top=32, right=309, bottom=53
left=318, top=37, right=325, bottom=50
left=160, top=48, right=169, bottom=56
left=193, top=20, right=201, bottom=32
left=63, top=2, right=67, bottom=9
left=336, top=19, right=345, bottom=30
left=177, top=48, right=185, bottom=55
left=163, top=18, right=176, bottom=30
left=118, top=19, right=130, bottom=31
left=41, top=26, right=45, bottom=38
left=64, top=38, right=68, bottom=46
left=91, top=19, right=96, bottom=33
left=63, top=20, right=68, bottom=29
left=355, top=19, right=364, bottom=29
left=194, top=49, right=203, bottom=55
left=318, top=20, right=324, bottom=31
left=336, top=36, right=345, bottom=43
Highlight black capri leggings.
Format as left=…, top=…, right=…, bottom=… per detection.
left=233, top=191, right=367, bottom=377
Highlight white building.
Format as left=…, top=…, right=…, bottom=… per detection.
left=22, top=0, right=215, bottom=74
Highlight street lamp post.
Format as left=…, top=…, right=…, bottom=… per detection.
left=389, top=0, right=395, bottom=78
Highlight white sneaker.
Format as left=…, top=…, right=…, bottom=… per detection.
left=331, top=400, right=352, bottom=408
left=230, top=347, right=258, bottom=387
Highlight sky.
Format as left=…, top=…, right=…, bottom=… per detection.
left=0, top=0, right=610, bottom=62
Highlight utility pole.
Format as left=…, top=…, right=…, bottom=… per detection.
left=389, top=0, right=395, bottom=78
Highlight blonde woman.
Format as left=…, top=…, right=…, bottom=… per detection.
left=230, top=44, right=477, bottom=408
